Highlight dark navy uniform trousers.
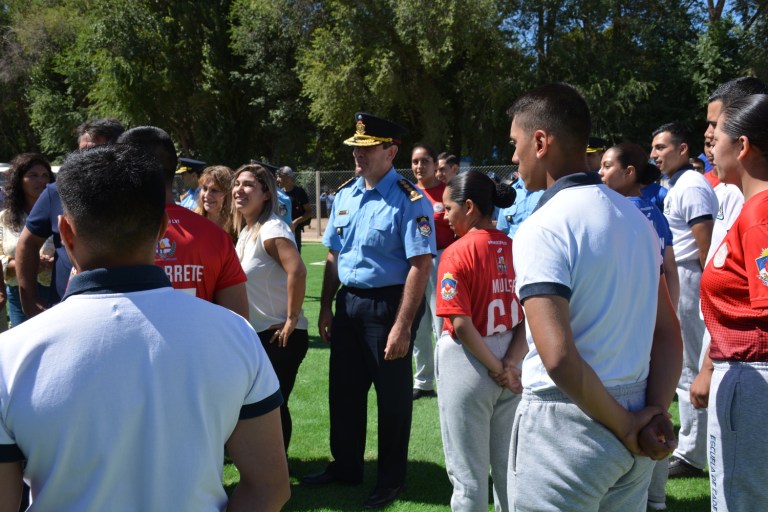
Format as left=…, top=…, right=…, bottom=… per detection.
left=327, top=284, right=425, bottom=489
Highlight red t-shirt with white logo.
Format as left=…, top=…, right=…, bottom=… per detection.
left=701, top=189, right=768, bottom=361
left=155, top=204, right=246, bottom=301
left=418, top=182, right=455, bottom=250
left=436, top=228, right=523, bottom=338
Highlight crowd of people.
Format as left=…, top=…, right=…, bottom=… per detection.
left=0, top=76, right=765, bottom=512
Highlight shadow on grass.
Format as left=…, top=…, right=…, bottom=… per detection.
left=308, top=335, right=329, bottom=350
left=283, top=459, right=452, bottom=511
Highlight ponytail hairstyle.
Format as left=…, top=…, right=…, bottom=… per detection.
left=610, top=142, right=661, bottom=186
left=719, top=94, right=768, bottom=159
left=446, top=170, right=516, bottom=217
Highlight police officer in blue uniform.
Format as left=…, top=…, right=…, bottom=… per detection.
left=301, top=113, right=436, bottom=508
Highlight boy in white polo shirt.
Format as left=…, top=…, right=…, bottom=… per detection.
left=0, top=145, right=289, bottom=511
left=507, top=83, right=682, bottom=511
left=651, top=122, right=718, bottom=480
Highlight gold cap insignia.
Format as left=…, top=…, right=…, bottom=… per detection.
left=356, top=120, right=366, bottom=136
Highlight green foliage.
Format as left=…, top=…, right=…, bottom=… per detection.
left=691, top=18, right=747, bottom=105
left=735, top=0, right=768, bottom=79
left=503, top=0, right=706, bottom=145
left=83, top=0, right=258, bottom=165
left=26, top=86, right=81, bottom=159
left=4, top=1, right=90, bottom=157
left=297, top=0, right=530, bottom=166
left=1, top=0, right=766, bottom=166
left=230, top=0, right=319, bottom=166
left=0, top=8, right=35, bottom=158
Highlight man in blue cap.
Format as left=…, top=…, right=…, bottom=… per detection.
left=302, top=113, right=436, bottom=508
left=176, top=157, right=206, bottom=210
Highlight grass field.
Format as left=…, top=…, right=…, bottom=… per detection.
left=224, top=242, right=711, bottom=511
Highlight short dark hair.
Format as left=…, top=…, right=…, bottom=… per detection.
left=117, top=126, right=178, bottom=184
left=76, top=118, right=125, bottom=144
left=652, top=122, right=692, bottom=148
left=720, top=94, right=768, bottom=159
left=437, top=152, right=459, bottom=166
left=57, top=144, right=166, bottom=257
left=507, top=83, right=591, bottom=153
left=708, top=77, right=768, bottom=109
left=4, top=153, right=55, bottom=230
left=446, top=170, right=516, bottom=218
left=610, top=143, right=661, bottom=186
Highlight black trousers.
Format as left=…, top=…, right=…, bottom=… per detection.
left=294, top=228, right=302, bottom=253
left=258, top=328, right=309, bottom=452
left=327, top=285, right=425, bottom=489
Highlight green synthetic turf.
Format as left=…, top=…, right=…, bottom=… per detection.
left=224, top=242, right=710, bottom=511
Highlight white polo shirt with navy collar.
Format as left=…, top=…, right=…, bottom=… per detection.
left=663, top=167, right=719, bottom=264
left=0, top=265, right=281, bottom=511
left=514, top=173, right=661, bottom=392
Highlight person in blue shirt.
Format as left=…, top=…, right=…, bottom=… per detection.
left=496, top=172, right=545, bottom=239
left=600, top=143, right=679, bottom=306
left=15, top=118, right=125, bottom=317
left=641, top=180, right=668, bottom=213
left=176, top=157, right=206, bottom=210
left=301, top=113, right=435, bottom=509
left=599, top=141, right=681, bottom=511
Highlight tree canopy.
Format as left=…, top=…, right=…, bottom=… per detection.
left=0, top=0, right=765, bottom=167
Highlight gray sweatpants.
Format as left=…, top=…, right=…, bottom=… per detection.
left=674, top=260, right=708, bottom=469
left=509, top=382, right=654, bottom=512
left=708, top=361, right=768, bottom=512
left=436, top=330, right=520, bottom=512
left=413, top=251, right=443, bottom=391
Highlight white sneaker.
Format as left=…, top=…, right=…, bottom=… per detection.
left=647, top=500, right=667, bottom=511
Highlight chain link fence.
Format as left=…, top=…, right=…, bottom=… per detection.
left=295, top=165, right=518, bottom=240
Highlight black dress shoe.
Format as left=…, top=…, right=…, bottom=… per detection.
left=300, top=470, right=337, bottom=486
left=363, top=484, right=406, bottom=508
left=412, top=388, right=436, bottom=400
left=668, top=456, right=706, bottom=479
left=300, top=470, right=361, bottom=486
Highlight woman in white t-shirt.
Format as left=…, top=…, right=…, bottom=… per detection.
left=0, top=153, right=55, bottom=328
left=232, top=163, right=308, bottom=453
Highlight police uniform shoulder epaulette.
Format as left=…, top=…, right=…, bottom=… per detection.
left=397, top=179, right=423, bottom=202
left=336, top=176, right=356, bottom=192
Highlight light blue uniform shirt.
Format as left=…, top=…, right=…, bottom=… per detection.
left=277, top=189, right=292, bottom=226
left=496, top=179, right=544, bottom=238
left=323, top=167, right=436, bottom=288
left=178, top=187, right=199, bottom=210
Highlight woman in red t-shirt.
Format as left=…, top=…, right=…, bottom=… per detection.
left=410, top=143, right=454, bottom=399
left=700, top=94, right=768, bottom=511
left=434, top=170, right=527, bottom=511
